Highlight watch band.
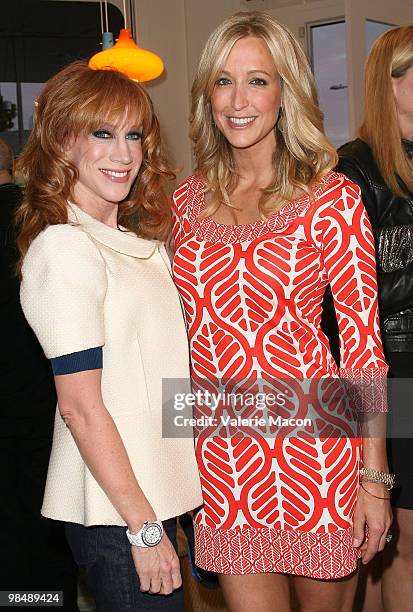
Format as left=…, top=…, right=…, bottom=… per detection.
left=360, top=467, right=396, bottom=491
left=126, top=520, right=164, bottom=547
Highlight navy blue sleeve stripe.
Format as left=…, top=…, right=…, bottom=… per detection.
left=51, top=346, right=103, bottom=375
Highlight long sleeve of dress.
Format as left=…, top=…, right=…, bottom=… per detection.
left=308, top=177, right=388, bottom=412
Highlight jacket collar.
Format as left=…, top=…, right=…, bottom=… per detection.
left=67, top=202, right=159, bottom=259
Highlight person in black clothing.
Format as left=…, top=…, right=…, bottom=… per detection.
left=322, top=26, right=413, bottom=611
left=0, top=137, right=79, bottom=610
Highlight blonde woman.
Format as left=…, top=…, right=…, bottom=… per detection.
left=330, top=26, right=413, bottom=611
left=17, top=62, right=202, bottom=611
left=171, top=11, right=392, bottom=612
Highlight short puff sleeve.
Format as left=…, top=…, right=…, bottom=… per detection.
left=20, top=225, right=107, bottom=360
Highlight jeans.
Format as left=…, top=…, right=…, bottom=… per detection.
left=65, top=518, right=184, bottom=612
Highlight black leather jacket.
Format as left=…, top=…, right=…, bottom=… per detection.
left=323, top=138, right=413, bottom=355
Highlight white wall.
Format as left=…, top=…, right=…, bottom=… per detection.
left=266, top=0, right=344, bottom=50
left=135, top=0, right=192, bottom=178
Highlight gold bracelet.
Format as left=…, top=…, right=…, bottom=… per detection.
left=359, top=467, right=395, bottom=490
left=360, top=483, right=391, bottom=500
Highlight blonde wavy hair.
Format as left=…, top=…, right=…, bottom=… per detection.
left=191, top=11, right=337, bottom=216
left=16, top=61, right=175, bottom=272
left=359, top=26, right=413, bottom=197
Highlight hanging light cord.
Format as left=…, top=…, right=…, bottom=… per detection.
left=123, top=0, right=128, bottom=29
left=99, top=0, right=127, bottom=37
left=104, top=0, right=109, bottom=33
left=99, top=0, right=104, bottom=34
left=99, top=0, right=109, bottom=33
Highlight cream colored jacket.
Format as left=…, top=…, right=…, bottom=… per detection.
left=20, top=204, right=202, bottom=526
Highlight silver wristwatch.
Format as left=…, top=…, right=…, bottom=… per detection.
left=126, top=521, right=164, bottom=547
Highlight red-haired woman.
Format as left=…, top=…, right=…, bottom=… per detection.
left=17, top=61, right=202, bottom=612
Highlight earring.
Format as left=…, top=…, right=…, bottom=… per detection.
left=276, top=108, right=284, bottom=133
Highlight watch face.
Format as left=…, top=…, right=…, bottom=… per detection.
left=142, top=523, right=163, bottom=546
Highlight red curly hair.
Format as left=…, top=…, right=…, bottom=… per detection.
left=16, top=61, right=175, bottom=272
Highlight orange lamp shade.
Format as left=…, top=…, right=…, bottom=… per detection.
left=88, top=28, right=164, bottom=82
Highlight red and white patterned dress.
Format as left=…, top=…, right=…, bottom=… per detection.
left=172, top=171, right=388, bottom=579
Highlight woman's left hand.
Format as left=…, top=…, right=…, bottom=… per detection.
left=352, top=483, right=393, bottom=564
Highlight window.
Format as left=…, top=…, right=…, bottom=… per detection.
left=308, top=18, right=396, bottom=149
left=365, top=19, right=395, bottom=52
left=309, top=20, right=349, bottom=148
left=0, top=0, right=123, bottom=153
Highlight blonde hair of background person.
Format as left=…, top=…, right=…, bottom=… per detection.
left=359, top=25, right=413, bottom=197
left=190, top=10, right=337, bottom=217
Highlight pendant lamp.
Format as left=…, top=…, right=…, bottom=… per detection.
left=89, top=28, right=164, bottom=82
left=88, top=1, right=164, bottom=82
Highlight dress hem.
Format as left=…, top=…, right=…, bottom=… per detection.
left=194, top=523, right=361, bottom=579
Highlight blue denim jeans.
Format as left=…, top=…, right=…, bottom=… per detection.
left=65, top=518, right=184, bottom=612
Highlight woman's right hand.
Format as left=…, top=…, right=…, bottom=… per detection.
left=131, top=533, right=182, bottom=595
left=55, top=369, right=183, bottom=594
